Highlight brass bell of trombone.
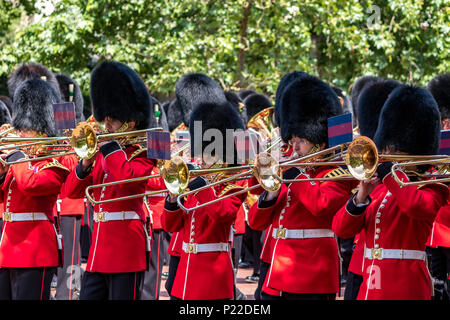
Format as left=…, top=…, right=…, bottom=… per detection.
left=345, top=136, right=378, bottom=180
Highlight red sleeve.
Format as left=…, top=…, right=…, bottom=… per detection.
left=290, top=173, right=353, bottom=217
left=383, top=170, right=449, bottom=221
left=248, top=185, right=288, bottom=231
left=146, top=167, right=166, bottom=191
left=11, top=162, right=69, bottom=196
left=103, top=150, right=154, bottom=184
left=61, top=160, right=94, bottom=199
left=332, top=201, right=366, bottom=239
left=161, top=206, right=184, bottom=233
left=194, top=185, right=246, bottom=224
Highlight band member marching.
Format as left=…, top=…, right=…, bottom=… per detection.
left=161, top=100, right=247, bottom=300
left=0, top=79, right=70, bottom=300
left=332, top=85, right=449, bottom=300
left=249, top=74, right=356, bottom=300
left=62, top=61, right=157, bottom=300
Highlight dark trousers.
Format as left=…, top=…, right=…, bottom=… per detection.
left=140, top=229, right=166, bottom=300
left=80, top=203, right=94, bottom=261
left=429, top=246, right=450, bottom=299
left=80, top=271, right=144, bottom=300
left=0, top=267, right=56, bottom=300
left=242, top=222, right=263, bottom=275
left=55, top=215, right=82, bottom=300
left=261, top=290, right=336, bottom=300
left=165, top=255, right=180, bottom=300
left=343, top=271, right=363, bottom=300
left=255, top=261, right=270, bottom=300
left=233, top=234, right=244, bottom=268
left=338, top=237, right=354, bottom=282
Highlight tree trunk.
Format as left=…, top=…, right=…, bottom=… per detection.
left=237, top=0, right=253, bottom=88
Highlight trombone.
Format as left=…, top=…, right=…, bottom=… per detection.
left=0, top=121, right=163, bottom=165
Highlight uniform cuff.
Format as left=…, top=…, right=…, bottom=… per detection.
left=258, top=191, right=278, bottom=208
left=346, top=193, right=371, bottom=216
left=6, top=150, right=26, bottom=163
left=75, top=161, right=92, bottom=179
left=164, top=195, right=181, bottom=211
left=100, top=141, right=121, bottom=157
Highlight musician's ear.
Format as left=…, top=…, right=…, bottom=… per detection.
left=128, top=121, right=136, bottom=130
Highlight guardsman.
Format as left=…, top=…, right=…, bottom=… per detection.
left=332, top=85, right=448, bottom=300
left=161, top=100, right=247, bottom=300
left=62, top=61, right=157, bottom=300
left=53, top=73, right=86, bottom=300
left=427, top=73, right=450, bottom=299
left=249, top=74, right=356, bottom=300
left=0, top=79, right=70, bottom=300
left=343, top=78, right=401, bottom=300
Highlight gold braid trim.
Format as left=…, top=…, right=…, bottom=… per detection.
left=324, top=167, right=351, bottom=179
left=218, top=183, right=245, bottom=198
left=127, top=146, right=147, bottom=162
left=38, top=159, right=70, bottom=173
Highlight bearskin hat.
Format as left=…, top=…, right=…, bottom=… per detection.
left=189, top=101, right=245, bottom=166
left=274, top=71, right=308, bottom=126
left=225, top=90, right=248, bottom=125
left=332, top=86, right=352, bottom=115
left=427, top=73, right=450, bottom=120
left=175, top=73, right=227, bottom=126
left=0, top=101, right=11, bottom=125
left=55, top=73, right=85, bottom=124
left=12, top=79, right=59, bottom=137
left=237, top=89, right=256, bottom=101
left=350, top=75, right=381, bottom=123
left=244, top=93, right=272, bottom=122
left=0, top=96, right=13, bottom=117
left=279, top=74, right=342, bottom=146
left=357, top=79, right=402, bottom=139
left=165, top=99, right=184, bottom=132
left=8, top=63, right=60, bottom=101
left=374, top=85, right=441, bottom=155
left=90, top=61, right=153, bottom=130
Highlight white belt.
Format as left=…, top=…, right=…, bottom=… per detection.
left=182, top=242, right=230, bottom=254
left=94, top=211, right=141, bottom=222
left=272, top=228, right=334, bottom=240
left=3, top=212, right=48, bottom=222
left=365, top=248, right=426, bottom=260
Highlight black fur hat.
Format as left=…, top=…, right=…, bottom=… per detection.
left=165, top=99, right=184, bottom=132
left=274, top=71, right=308, bottom=126
left=237, top=89, right=256, bottom=101
left=8, top=63, right=60, bottom=101
left=280, top=74, right=342, bottom=146
left=350, top=75, right=381, bottom=123
left=175, top=73, right=227, bottom=126
left=55, top=73, right=85, bottom=124
left=151, top=96, right=169, bottom=132
left=225, top=90, right=248, bottom=125
left=357, top=79, right=401, bottom=139
left=0, top=101, right=12, bottom=125
left=12, top=79, right=59, bottom=137
left=244, top=93, right=272, bottom=122
left=332, top=86, right=352, bottom=115
left=90, top=61, right=153, bottom=130
left=0, top=96, right=13, bottom=117
left=189, top=101, right=245, bottom=165
left=374, top=85, right=441, bottom=155
left=427, top=73, right=450, bottom=119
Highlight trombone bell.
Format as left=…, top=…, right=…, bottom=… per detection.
left=345, top=136, right=378, bottom=180
left=70, top=122, right=97, bottom=159
left=160, top=156, right=189, bottom=195
left=253, top=152, right=282, bottom=192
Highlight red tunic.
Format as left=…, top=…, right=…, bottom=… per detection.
left=332, top=170, right=449, bottom=300
left=62, top=144, right=156, bottom=273
left=161, top=181, right=246, bottom=300
left=427, top=200, right=450, bottom=248
left=0, top=159, right=70, bottom=267
left=249, top=166, right=355, bottom=294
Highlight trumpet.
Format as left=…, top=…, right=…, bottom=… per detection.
left=0, top=122, right=163, bottom=165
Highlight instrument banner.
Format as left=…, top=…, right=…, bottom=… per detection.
left=147, top=130, right=171, bottom=160
left=328, top=113, right=352, bottom=147
left=439, top=130, right=450, bottom=155
left=53, top=102, right=76, bottom=130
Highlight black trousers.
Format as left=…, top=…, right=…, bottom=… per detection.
left=242, top=222, right=263, bottom=275
left=0, top=267, right=56, bottom=300
left=80, top=203, right=94, bottom=261
left=338, top=237, right=355, bottom=281
left=429, top=246, right=450, bottom=299
left=165, top=255, right=180, bottom=300
left=254, top=261, right=270, bottom=300
left=261, top=290, right=336, bottom=300
left=55, top=215, right=82, bottom=300
left=80, top=271, right=144, bottom=300
left=140, top=229, right=166, bottom=300
left=343, top=271, right=363, bottom=300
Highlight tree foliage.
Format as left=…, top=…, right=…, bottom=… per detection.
left=0, top=0, right=448, bottom=102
